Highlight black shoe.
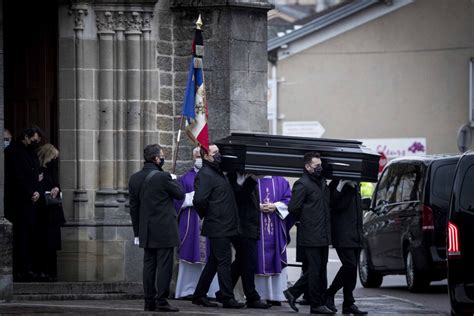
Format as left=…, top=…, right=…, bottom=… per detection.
left=342, top=304, right=368, bottom=315
left=283, top=289, right=299, bottom=312
left=324, top=293, right=337, bottom=312
left=267, top=300, right=282, bottom=306
left=192, top=297, right=218, bottom=307
left=215, top=291, right=224, bottom=303
left=310, top=305, right=336, bottom=314
left=222, top=298, right=245, bottom=309
left=155, top=303, right=179, bottom=312
left=247, top=300, right=272, bottom=309
left=297, top=298, right=310, bottom=305
left=144, top=301, right=156, bottom=311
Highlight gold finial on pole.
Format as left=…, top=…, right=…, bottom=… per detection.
left=196, top=14, right=203, bottom=30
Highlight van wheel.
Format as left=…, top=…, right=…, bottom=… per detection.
left=359, top=248, right=383, bottom=288
left=405, top=250, right=430, bottom=292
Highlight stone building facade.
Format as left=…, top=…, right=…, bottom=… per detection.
left=0, top=0, right=271, bottom=297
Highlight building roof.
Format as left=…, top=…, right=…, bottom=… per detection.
left=268, top=0, right=380, bottom=52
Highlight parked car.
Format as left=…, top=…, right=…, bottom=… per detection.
left=447, top=151, right=474, bottom=315
left=359, top=155, right=460, bottom=292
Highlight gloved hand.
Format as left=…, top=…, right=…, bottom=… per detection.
left=170, top=173, right=177, bottom=180
left=337, top=180, right=357, bottom=192
left=182, top=191, right=195, bottom=208
left=134, top=237, right=139, bottom=246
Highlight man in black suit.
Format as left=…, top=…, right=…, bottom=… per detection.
left=325, top=179, right=367, bottom=315
left=192, top=144, right=245, bottom=309
left=284, top=152, right=334, bottom=314
left=128, top=144, right=184, bottom=312
left=5, top=127, right=42, bottom=282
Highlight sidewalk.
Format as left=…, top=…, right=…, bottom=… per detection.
left=0, top=294, right=448, bottom=315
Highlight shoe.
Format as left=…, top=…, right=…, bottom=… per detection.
left=222, top=298, right=245, bottom=309
left=192, top=297, right=218, bottom=307
left=267, top=300, right=282, bottom=306
left=324, top=293, right=337, bottom=312
left=247, top=300, right=271, bottom=309
left=215, top=291, right=224, bottom=303
left=155, top=303, right=179, bottom=312
left=297, top=298, right=310, bottom=305
left=310, top=305, right=336, bottom=314
left=342, top=304, right=368, bottom=315
left=283, top=289, right=299, bottom=312
left=144, top=301, right=156, bottom=311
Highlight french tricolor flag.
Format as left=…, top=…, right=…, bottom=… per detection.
left=182, top=15, right=209, bottom=152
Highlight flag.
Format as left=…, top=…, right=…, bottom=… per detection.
left=182, top=15, right=209, bottom=152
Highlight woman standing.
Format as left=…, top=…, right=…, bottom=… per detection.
left=36, top=144, right=65, bottom=281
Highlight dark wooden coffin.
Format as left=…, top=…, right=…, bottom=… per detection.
left=214, top=133, right=380, bottom=182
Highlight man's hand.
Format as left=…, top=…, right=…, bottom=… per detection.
left=182, top=191, right=195, bottom=208
left=134, top=237, right=139, bottom=246
left=260, top=203, right=276, bottom=213
left=51, top=187, right=60, bottom=198
left=31, top=191, right=40, bottom=203
left=38, top=173, right=44, bottom=182
left=170, top=173, right=177, bottom=180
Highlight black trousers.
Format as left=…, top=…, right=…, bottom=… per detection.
left=289, top=246, right=329, bottom=307
left=230, top=236, right=260, bottom=302
left=143, top=247, right=174, bottom=305
left=327, top=247, right=360, bottom=308
left=13, top=221, right=35, bottom=277
left=194, top=237, right=235, bottom=301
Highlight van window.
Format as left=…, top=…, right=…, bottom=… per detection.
left=432, top=163, right=456, bottom=201
left=397, top=172, right=418, bottom=202
left=460, top=165, right=474, bottom=212
left=374, top=168, right=391, bottom=209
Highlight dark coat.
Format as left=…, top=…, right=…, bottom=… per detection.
left=288, top=171, right=331, bottom=247
left=37, top=160, right=66, bottom=251
left=328, top=180, right=363, bottom=248
left=228, top=173, right=260, bottom=240
left=4, top=140, right=40, bottom=224
left=128, top=162, right=184, bottom=249
left=192, top=160, right=240, bottom=238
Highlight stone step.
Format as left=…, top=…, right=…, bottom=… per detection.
left=13, top=282, right=143, bottom=300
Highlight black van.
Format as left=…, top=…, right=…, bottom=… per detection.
left=359, top=155, right=460, bottom=292
left=447, top=151, right=474, bottom=315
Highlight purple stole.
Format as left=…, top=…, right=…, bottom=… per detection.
left=256, top=176, right=292, bottom=275
left=174, top=169, right=210, bottom=263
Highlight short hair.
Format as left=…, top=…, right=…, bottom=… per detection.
left=19, top=126, right=43, bottom=140
left=192, top=147, right=200, bottom=157
left=303, top=151, right=321, bottom=165
left=200, top=143, right=215, bottom=158
left=144, top=144, right=162, bottom=163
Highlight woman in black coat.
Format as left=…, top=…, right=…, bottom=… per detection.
left=36, top=144, right=65, bottom=281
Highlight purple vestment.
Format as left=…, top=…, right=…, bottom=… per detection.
left=174, top=169, right=209, bottom=263
left=256, top=176, right=292, bottom=275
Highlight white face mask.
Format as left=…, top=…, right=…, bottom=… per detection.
left=194, top=158, right=203, bottom=170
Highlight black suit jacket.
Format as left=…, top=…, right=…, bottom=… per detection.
left=128, top=162, right=184, bottom=248
left=193, top=161, right=240, bottom=238
left=289, top=171, right=331, bottom=247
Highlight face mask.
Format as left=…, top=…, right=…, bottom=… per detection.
left=213, top=153, right=222, bottom=164
left=158, top=157, right=165, bottom=168
left=4, top=140, right=10, bottom=148
left=194, top=158, right=203, bottom=170
left=314, top=165, right=323, bottom=177
left=29, top=140, right=40, bottom=149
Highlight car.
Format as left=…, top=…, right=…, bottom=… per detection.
left=359, top=155, right=460, bottom=292
left=447, top=151, right=474, bottom=315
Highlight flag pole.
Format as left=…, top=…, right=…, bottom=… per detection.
left=172, top=115, right=185, bottom=174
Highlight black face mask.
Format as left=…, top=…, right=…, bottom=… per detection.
left=29, top=140, right=40, bottom=149
left=314, top=165, right=323, bottom=177
left=158, top=158, right=165, bottom=168
left=213, top=153, right=222, bottom=164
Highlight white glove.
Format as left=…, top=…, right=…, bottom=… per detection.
left=181, top=191, right=195, bottom=209
left=236, top=173, right=247, bottom=186
left=170, top=173, right=177, bottom=180
left=337, top=180, right=356, bottom=192
left=134, top=237, right=139, bottom=246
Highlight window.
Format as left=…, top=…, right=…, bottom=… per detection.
left=460, top=165, right=474, bottom=211
left=432, top=163, right=456, bottom=201
left=375, top=168, right=391, bottom=209
left=396, top=172, right=418, bottom=202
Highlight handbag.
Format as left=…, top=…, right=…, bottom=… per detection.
left=44, top=191, right=62, bottom=206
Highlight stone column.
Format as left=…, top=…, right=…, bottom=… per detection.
left=114, top=12, right=127, bottom=191
left=96, top=11, right=115, bottom=191
left=142, top=12, right=156, bottom=147
left=126, top=12, right=142, bottom=177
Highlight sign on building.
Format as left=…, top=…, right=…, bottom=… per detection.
left=282, top=121, right=326, bottom=138
left=359, top=138, right=427, bottom=159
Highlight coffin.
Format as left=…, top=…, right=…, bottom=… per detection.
left=214, top=133, right=380, bottom=182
